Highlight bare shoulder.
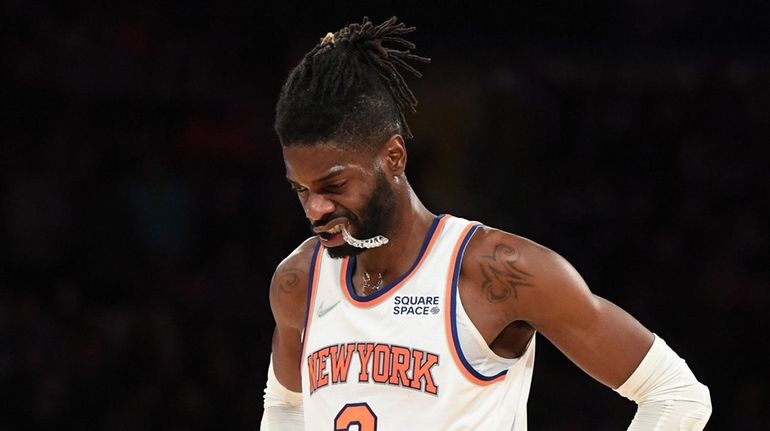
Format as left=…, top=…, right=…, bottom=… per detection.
left=270, top=236, right=320, bottom=330
left=461, top=225, right=584, bottom=323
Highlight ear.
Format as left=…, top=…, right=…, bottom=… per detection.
left=379, top=134, right=407, bottom=176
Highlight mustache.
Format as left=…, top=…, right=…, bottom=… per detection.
left=309, top=213, right=354, bottom=230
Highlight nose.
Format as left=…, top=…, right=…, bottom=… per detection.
left=303, top=192, right=335, bottom=223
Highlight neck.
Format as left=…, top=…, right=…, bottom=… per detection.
left=355, top=185, right=434, bottom=281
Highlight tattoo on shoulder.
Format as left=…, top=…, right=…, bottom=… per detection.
left=275, top=267, right=304, bottom=295
left=479, top=244, right=532, bottom=303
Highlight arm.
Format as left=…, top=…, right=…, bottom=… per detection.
left=463, top=228, right=711, bottom=429
left=260, top=238, right=317, bottom=430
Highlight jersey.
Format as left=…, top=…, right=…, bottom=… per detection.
left=300, top=215, right=536, bottom=431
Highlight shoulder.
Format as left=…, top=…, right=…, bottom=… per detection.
left=462, top=225, right=563, bottom=290
left=270, top=237, right=320, bottom=330
left=461, top=225, right=588, bottom=323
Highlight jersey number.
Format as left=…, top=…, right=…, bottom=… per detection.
left=334, top=402, right=378, bottom=431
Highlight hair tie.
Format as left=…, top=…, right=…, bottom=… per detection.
left=320, top=32, right=336, bottom=46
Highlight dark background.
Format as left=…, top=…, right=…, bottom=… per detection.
left=3, top=0, right=768, bottom=429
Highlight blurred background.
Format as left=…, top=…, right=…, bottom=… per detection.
left=2, top=0, right=768, bottom=429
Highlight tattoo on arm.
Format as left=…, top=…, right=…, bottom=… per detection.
left=480, top=244, right=532, bottom=302
left=275, top=267, right=303, bottom=295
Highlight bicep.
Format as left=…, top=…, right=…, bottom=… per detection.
left=271, top=324, right=303, bottom=392
left=524, top=251, right=653, bottom=388
left=268, top=251, right=313, bottom=392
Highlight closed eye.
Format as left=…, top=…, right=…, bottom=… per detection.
left=323, top=182, right=346, bottom=193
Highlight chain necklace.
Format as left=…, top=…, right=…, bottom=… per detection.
left=361, top=271, right=384, bottom=296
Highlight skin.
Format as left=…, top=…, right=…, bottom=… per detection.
left=271, top=134, right=654, bottom=393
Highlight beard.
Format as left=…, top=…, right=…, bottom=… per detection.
left=312, top=169, right=397, bottom=259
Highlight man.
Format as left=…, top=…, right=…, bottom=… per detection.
left=261, top=17, right=712, bottom=430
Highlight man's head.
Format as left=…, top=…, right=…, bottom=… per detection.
left=274, top=16, right=429, bottom=150
left=283, top=137, right=404, bottom=258
left=312, top=157, right=396, bottom=259
left=277, top=17, right=428, bottom=256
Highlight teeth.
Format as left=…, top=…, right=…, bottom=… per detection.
left=326, top=225, right=342, bottom=234
left=341, top=225, right=389, bottom=249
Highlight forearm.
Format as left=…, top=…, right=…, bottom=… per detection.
left=260, top=356, right=304, bottom=430
left=615, top=335, right=712, bottom=430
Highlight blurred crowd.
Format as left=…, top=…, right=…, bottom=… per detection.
left=3, top=1, right=768, bottom=429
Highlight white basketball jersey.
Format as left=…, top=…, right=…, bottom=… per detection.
left=300, top=215, right=535, bottom=430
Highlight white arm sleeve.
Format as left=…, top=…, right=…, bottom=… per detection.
left=260, top=356, right=304, bottom=431
left=614, top=334, right=712, bottom=430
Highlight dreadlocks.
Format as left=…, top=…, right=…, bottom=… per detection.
left=275, top=16, right=430, bottom=150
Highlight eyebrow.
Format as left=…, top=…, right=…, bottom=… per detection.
left=315, top=165, right=346, bottom=183
left=286, top=165, right=346, bottom=186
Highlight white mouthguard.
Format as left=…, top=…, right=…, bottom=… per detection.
left=341, top=225, right=389, bottom=249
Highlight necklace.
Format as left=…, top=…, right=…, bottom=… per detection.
left=362, top=271, right=384, bottom=296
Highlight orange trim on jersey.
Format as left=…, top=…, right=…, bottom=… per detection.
left=301, top=243, right=325, bottom=361
left=444, top=224, right=508, bottom=386
left=340, top=215, right=451, bottom=308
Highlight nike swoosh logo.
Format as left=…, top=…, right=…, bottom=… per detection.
left=317, top=300, right=341, bottom=318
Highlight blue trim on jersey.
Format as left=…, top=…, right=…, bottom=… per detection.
left=345, top=214, right=446, bottom=303
left=301, top=240, right=322, bottom=347
left=450, top=224, right=509, bottom=381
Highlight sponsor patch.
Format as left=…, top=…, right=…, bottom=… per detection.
left=393, top=295, right=441, bottom=315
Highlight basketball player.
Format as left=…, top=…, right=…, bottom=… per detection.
left=261, top=17, right=712, bottom=430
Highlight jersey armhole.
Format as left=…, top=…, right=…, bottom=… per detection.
left=444, top=223, right=509, bottom=385
left=300, top=241, right=323, bottom=361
